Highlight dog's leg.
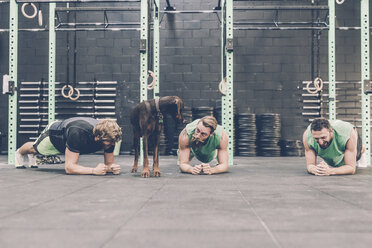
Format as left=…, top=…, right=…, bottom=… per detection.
left=152, top=125, right=162, bottom=177
left=131, top=131, right=140, bottom=173
left=141, top=134, right=150, bottom=178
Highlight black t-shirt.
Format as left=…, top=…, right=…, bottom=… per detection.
left=49, top=117, right=115, bottom=154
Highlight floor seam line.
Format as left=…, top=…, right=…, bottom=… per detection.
left=100, top=177, right=170, bottom=248
left=304, top=184, right=369, bottom=210
left=231, top=178, right=283, bottom=248
left=0, top=178, right=110, bottom=220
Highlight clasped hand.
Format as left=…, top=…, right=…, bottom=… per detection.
left=93, top=163, right=121, bottom=175
left=191, top=163, right=213, bottom=175
left=314, top=161, right=331, bottom=176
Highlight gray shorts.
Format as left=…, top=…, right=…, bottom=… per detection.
left=33, top=121, right=61, bottom=155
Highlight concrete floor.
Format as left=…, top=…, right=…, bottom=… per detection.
left=0, top=155, right=372, bottom=248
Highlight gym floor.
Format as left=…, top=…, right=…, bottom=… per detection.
left=0, top=155, right=371, bottom=248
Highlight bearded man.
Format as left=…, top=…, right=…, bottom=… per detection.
left=303, top=118, right=367, bottom=176
left=178, top=116, right=229, bottom=175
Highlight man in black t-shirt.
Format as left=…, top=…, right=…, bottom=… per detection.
left=15, top=117, right=122, bottom=176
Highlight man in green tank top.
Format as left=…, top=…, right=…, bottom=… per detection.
left=178, top=116, right=229, bottom=175
left=303, top=118, right=365, bottom=176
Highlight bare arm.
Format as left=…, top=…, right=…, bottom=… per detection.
left=303, top=131, right=317, bottom=175
left=326, top=129, right=357, bottom=175
left=211, top=130, right=229, bottom=174
left=104, top=152, right=121, bottom=175
left=64, top=147, right=106, bottom=175
left=178, top=128, right=202, bottom=175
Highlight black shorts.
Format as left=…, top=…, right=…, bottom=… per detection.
left=356, top=129, right=362, bottom=161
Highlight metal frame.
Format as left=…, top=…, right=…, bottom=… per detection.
left=15, top=0, right=140, bottom=2
left=6, top=0, right=147, bottom=163
left=153, top=0, right=159, bottom=98
left=222, top=0, right=234, bottom=165
left=139, top=0, right=149, bottom=163
left=8, top=0, right=18, bottom=164
left=328, top=0, right=336, bottom=120
left=361, top=0, right=370, bottom=165
left=48, top=3, right=56, bottom=124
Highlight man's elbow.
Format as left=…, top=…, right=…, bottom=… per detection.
left=221, top=163, right=229, bottom=172
left=350, top=166, right=356, bottom=175
left=179, top=164, right=188, bottom=173
left=65, top=163, right=75, bottom=174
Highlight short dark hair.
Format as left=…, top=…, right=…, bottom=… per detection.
left=310, top=118, right=331, bottom=131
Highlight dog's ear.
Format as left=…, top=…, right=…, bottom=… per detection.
left=174, top=97, right=183, bottom=116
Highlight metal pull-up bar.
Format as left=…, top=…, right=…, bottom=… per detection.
left=161, top=10, right=220, bottom=14
left=15, top=0, right=140, bottom=3
left=55, top=7, right=141, bottom=11
left=234, top=5, right=329, bottom=10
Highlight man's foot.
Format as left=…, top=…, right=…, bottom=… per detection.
left=357, top=153, right=368, bottom=168
left=15, top=149, right=26, bottom=168
left=27, top=154, right=38, bottom=168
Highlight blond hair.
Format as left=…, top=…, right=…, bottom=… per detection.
left=199, top=116, right=218, bottom=133
left=93, top=119, right=122, bottom=142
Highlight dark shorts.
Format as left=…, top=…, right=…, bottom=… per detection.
left=33, top=121, right=61, bottom=155
left=356, top=129, right=362, bottom=161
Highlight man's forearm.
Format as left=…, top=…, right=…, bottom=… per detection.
left=329, top=164, right=356, bottom=175
left=211, top=163, right=228, bottom=174
left=179, top=163, right=193, bottom=173
left=65, top=163, right=94, bottom=175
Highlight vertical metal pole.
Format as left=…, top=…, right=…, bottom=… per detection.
left=153, top=0, right=160, bottom=98
left=8, top=0, right=18, bottom=164
left=140, top=0, right=149, bottom=163
left=361, top=0, right=370, bottom=165
left=48, top=3, right=56, bottom=124
left=221, top=0, right=225, bottom=82
left=222, top=0, right=234, bottom=165
left=328, top=0, right=336, bottom=120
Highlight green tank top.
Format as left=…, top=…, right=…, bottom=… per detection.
left=306, top=120, right=354, bottom=167
left=186, top=119, right=223, bottom=163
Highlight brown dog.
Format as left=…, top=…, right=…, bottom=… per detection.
left=130, top=96, right=184, bottom=177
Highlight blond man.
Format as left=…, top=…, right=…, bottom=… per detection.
left=178, top=116, right=229, bottom=175
left=15, top=117, right=122, bottom=175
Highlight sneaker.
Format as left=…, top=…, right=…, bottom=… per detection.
left=27, top=154, right=38, bottom=168
left=357, top=153, right=368, bottom=168
left=15, top=149, right=26, bottom=168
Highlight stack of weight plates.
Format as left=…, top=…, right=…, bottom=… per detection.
left=256, top=113, right=281, bottom=156
left=172, top=107, right=193, bottom=155
left=192, top=106, right=214, bottom=120
left=159, top=128, right=168, bottom=155
left=280, top=140, right=304, bottom=156
left=236, top=113, right=257, bottom=156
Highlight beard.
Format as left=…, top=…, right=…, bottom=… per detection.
left=191, top=135, right=208, bottom=149
left=319, top=140, right=331, bottom=149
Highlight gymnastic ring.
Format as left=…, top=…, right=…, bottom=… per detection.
left=336, top=0, right=345, bottom=5
left=61, top=85, right=73, bottom=98
left=69, top=88, right=80, bottom=101
left=218, top=78, right=227, bottom=96
left=38, top=10, right=43, bottom=27
left=306, top=77, right=323, bottom=94
left=147, top=70, right=156, bottom=90
left=21, top=3, right=38, bottom=19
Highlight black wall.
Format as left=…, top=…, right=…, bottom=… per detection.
left=0, top=0, right=369, bottom=153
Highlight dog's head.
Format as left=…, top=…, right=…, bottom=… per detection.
left=160, top=96, right=184, bottom=124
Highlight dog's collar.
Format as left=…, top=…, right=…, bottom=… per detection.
left=155, top=97, right=163, bottom=123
